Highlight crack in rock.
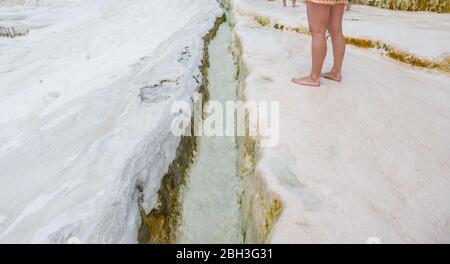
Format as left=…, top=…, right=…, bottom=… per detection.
left=0, top=26, right=29, bottom=38
left=139, top=79, right=180, bottom=105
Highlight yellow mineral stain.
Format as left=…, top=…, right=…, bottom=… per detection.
left=255, top=16, right=271, bottom=27
left=353, top=0, right=450, bottom=13
left=261, top=197, right=283, bottom=243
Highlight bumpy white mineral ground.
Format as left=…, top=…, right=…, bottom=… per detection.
left=1, top=0, right=449, bottom=244
left=228, top=0, right=450, bottom=243
left=0, top=0, right=222, bottom=243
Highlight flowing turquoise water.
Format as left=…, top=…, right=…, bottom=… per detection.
left=177, top=22, right=243, bottom=244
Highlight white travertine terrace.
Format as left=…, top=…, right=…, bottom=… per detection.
left=0, top=0, right=222, bottom=243
left=228, top=0, right=450, bottom=243
left=232, top=0, right=450, bottom=61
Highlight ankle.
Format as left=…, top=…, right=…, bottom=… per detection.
left=330, top=68, right=341, bottom=75
left=309, top=74, right=320, bottom=82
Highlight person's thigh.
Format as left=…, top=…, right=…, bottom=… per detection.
left=307, top=2, right=331, bottom=33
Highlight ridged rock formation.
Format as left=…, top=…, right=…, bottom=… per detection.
left=260, top=20, right=450, bottom=74
left=353, top=0, right=450, bottom=13
left=138, top=15, right=225, bottom=244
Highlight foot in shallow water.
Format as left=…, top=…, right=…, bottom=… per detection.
left=291, top=76, right=320, bottom=87
left=321, top=71, right=342, bottom=82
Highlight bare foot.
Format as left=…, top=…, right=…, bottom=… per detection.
left=321, top=71, right=342, bottom=82
left=291, top=76, right=320, bottom=87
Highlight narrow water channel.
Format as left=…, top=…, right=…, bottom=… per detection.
left=177, top=21, right=243, bottom=244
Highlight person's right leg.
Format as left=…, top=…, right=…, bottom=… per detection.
left=282, top=0, right=287, bottom=7
left=292, top=2, right=331, bottom=87
left=292, top=0, right=297, bottom=7
left=322, top=4, right=346, bottom=82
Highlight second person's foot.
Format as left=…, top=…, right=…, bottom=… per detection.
left=291, top=76, right=320, bottom=87
left=321, top=71, right=342, bottom=82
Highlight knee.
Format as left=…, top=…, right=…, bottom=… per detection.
left=328, top=25, right=343, bottom=38
left=309, top=26, right=327, bottom=37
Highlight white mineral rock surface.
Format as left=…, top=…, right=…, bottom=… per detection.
left=228, top=0, right=450, bottom=243
left=1, top=0, right=449, bottom=244
left=0, top=0, right=221, bottom=243
left=232, top=0, right=450, bottom=60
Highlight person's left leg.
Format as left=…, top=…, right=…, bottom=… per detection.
left=292, top=2, right=331, bottom=87
left=292, top=0, right=297, bottom=7
left=282, top=0, right=287, bottom=7
left=322, top=4, right=346, bottom=82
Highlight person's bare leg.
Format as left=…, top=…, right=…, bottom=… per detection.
left=322, top=4, right=346, bottom=82
left=282, top=0, right=287, bottom=7
left=292, top=2, right=331, bottom=87
left=292, top=0, right=297, bottom=7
